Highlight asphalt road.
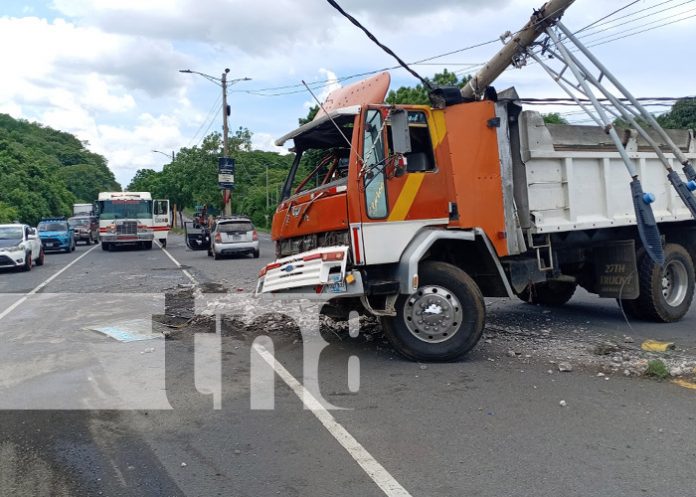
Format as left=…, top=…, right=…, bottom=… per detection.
left=1, top=234, right=694, bottom=497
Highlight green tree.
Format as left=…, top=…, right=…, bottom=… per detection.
left=299, top=106, right=320, bottom=126
left=657, top=98, right=696, bottom=129
left=542, top=113, right=569, bottom=125
left=386, top=69, right=471, bottom=105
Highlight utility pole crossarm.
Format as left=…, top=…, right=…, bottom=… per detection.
left=460, top=0, right=575, bottom=100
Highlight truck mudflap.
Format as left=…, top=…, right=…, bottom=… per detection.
left=257, top=246, right=361, bottom=298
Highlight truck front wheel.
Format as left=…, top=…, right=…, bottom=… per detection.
left=381, top=261, right=485, bottom=362
left=628, top=243, right=695, bottom=322
left=517, top=281, right=577, bottom=306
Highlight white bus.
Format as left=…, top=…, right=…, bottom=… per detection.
left=97, top=192, right=170, bottom=250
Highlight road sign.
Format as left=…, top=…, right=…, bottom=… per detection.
left=218, top=157, right=235, bottom=189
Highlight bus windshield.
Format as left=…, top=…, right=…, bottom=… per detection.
left=99, top=200, right=152, bottom=220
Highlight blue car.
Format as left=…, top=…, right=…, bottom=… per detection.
left=38, top=218, right=75, bottom=253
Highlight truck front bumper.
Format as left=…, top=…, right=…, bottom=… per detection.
left=256, top=246, right=364, bottom=300
left=100, top=233, right=154, bottom=243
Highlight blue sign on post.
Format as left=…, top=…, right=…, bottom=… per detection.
left=218, top=157, right=235, bottom=189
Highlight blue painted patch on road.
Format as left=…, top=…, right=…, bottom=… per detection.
left=87, top=319, right=161, bottom=342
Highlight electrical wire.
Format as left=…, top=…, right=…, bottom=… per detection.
left=231, top=0, right=696, bottom=99
left=187, top=94, right=222, bottom=147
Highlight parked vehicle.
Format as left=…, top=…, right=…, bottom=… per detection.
left=38, top=218, right=75, bottom=253
left=97, top=192, right=170, bottom=250
left=184, top=205, right=213, bottom=251
left=257, top=1, right=696, bottom=361
left=0, top=224, right=44, bottom=271
left=68, top=215, right=99, bottom=245
left=208, top=217, right=260, bottom=260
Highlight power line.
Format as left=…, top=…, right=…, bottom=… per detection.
left=187, top=94, right=222, bottom=147
left=230, top=0, right=696, bottom=99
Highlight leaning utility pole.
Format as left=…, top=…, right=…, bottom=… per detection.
left=460, top=0, right=575, bottom=99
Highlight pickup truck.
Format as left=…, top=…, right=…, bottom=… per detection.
left=0, top=224, right=45, bottom=271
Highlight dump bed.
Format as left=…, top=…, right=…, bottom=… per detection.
left=514, top=110, right=696, bottom=236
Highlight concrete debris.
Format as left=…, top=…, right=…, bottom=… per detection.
left=558, top=362, right=573, bottom=372
left=596, top=372, right=605, bottom=377
left=181, top=462, right=187, bottom=467
left=140, top=347, right=155, bottom=354
left=623, top=336, right=634, bottom=343
left=559, top=400, right=567, bottom=407
left=506, top=350, right=517, bottom=357
left=594, top=342, right=620, bottom=356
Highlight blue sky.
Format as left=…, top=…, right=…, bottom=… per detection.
left=2, top=0, right=695, bottom=186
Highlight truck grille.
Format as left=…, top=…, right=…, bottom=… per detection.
left=276, top=230, right=350, bottom=258
left=116, top=221, right=138, bottom=235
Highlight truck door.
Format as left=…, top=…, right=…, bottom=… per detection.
left=153, top=199, right=170, bottom=242
left=354, top=106, right=449, bottom=265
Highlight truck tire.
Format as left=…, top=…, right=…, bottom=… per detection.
left=102, top=242, right=110, bottom=251
left=144, top=241, right=153, bottom=250
left=381, top=261, right=485, bottom=362
left=631, top=243, right=695, bottom=322
left=253, top=248, right=260, bottom=259
left=160, top=238, right=167, bottom=248
left=517, top=281, right=577, bottom=306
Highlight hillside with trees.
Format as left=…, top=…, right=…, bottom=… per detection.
left=0, top=113, right=120, bottom=225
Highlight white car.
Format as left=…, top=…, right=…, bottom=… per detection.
left=208, top=217, right=260, bottom=260
left=0, top=224, right=45, bottom=271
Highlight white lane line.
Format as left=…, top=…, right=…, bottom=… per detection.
left=155, top=241, right=197, bottom=284
left=0, top=244, right=100, bottom=322
left=253, top=343, right=413, bottom=497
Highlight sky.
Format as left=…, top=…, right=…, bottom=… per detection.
left=1, top=0, right=695, bottom=187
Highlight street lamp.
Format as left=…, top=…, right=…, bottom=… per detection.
left=152, top=149, right=175, bottom=161
left=179, top=68, right=251, bottom=217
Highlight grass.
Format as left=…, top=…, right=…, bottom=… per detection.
left=644, top=359, right=670, bottom=380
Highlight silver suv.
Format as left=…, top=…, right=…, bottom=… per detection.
left=208, top=217, right=260, bottom=260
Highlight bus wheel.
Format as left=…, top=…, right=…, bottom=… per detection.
left=381, top=261, right=485, bottom=362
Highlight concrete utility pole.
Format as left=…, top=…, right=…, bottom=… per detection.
left=179, top=67, right=251, bottom=217
left=221, top=68, right=232, bottom=216
left=460, top=0, right=575, bottom=99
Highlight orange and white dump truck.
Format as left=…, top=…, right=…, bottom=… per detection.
left=257, top=3, right=696, bottom=361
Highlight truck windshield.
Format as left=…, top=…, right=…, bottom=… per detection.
left=0, top=227, right=23, bottom=240
left=38, top=222, right=68, bottom=232
left=69, top=217, right=90, bottom=226
left=99, top=200, right=152, bottom=220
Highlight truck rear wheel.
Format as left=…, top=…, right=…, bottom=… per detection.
left=629, top=243, right=695, bottom=322
left=381, top=261, right=485, bottom=362
left=517, top=281, right=577, bottom=306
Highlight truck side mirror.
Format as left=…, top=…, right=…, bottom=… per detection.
left=390, top=109, right=412, bottom=154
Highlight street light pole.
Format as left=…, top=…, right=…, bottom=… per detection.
left=152, top=149, right=175, bottom=161
left=179, top=68, right=251, bottom=218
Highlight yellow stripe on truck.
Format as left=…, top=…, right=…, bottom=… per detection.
left=388, top=174, right=425, bottom=221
